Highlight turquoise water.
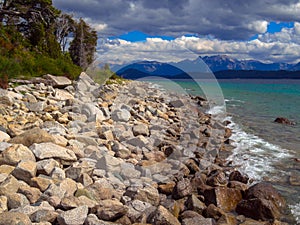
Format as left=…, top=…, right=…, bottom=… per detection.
left=143, top=78, right=300, bottom=224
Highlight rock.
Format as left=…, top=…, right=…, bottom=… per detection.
left=111, top=109, right=131, bottom=122
left=0, top=164, right=14, bottom=174
left=9, top=128, right=55, bottom=147
left=57, top=205, right=88, bottom=225
left=127, top=136, right=149, bottom=148
left=12, top=160, right=37, bottom=184
left=30, top=142, right=77, bottom=161
left=203, top=187, right=242, bottom=212
left=182, top=217, right=216, bottom=225
left=0, top=131, right=10, bottom=142
left=54, top=89, right=74, bottom=101
left=18, top=186, right=42, bottom=204
left=172, top=178, right=192, bottom=200
left=7, top=193, right=30, bottom=209
left=0, top=144, right=36, bottom=166
left=169, top=99, right=184, bottom=108
left=30, top=176, right=54, bottom=192
left=77, top=182, right=114, bottom=201
left=132, top=124, right=150, bottom=136
left=96, top=155, right=123, bottom=173
left=185, top=194, right=206, bottom=214
left=30, top=209, right=58, bottom=223
left=236, top=182, right=285, bottom=221
left=0, top=212, right=31, bottom=225
left=206, top=170, right=228, bottom=187
left=0, top=175, right=21, bottom=195
left=36, top=159, right=59, bottom=176
left=229, top=170, right=249, bottom=184
left=0, top=196, right=7, bottom=213
left=203, top=204, right=225, bottom=221
left=134, top=185, right=160, bottom=206
left=96, top=199, right=128, bottom=221
left=50, top=167, right=65, bottom=180
left=274, top=117, right=296, bottom=125
left=43, top=74, right=72, bottom=88
left=148, top=205, right=180, bottom=225
left=59, top=178, right=77, bottom=197
left=81, top=103, right=105, bottom=122
left=27, top=101, right=47, bottom=112
left=158, top=182, right=176, bottom=195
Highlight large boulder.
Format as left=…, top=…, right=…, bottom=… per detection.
left=203, top=187, right=242, bottom=212
left=236, top=182, right=286, bottom=221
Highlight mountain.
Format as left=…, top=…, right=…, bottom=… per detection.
left=200, top=55, right=295, bottom=72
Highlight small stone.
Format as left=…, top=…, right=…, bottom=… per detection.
left=0, top=212, right=31, bottom=225
left=111, top=109, right=131, bottom=122
left=132, top=124, right=150, bottom=136
left=57, top=205, right=88, bottom=225
left=12, top=160, right=37, bottom=184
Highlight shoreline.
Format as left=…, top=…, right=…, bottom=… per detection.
left=0, top=73, right=292, bottom=224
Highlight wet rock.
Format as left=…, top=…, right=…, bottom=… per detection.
left=57, top=205, right=88, bottom=225
left=203, top=187, right=242, bottom=212
left=0, top=212, right=31, bottom=225
left=206, top=170, right=228, bottom=187
left=172, top=178, right=192, bottom=200
left=30, top=142, right=77, bottom=161
left=236, top=182, right=285, bottom=221
left=274, top=117, right=296, bottom=125
left=148, top=205, right=181, bottom=225
left=95, top=199, right=128, bottom=221
left=229, top=170, right=249, bottom=184
left=0, top=144, right=36, bottom=166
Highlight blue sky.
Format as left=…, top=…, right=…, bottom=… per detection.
left=53, top=0, right=300, bottom=63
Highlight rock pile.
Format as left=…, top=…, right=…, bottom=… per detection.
left=0, top=73, right=287, bottom=224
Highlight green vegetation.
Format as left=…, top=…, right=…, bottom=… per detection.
left=0, top=0, right=97, bottom=86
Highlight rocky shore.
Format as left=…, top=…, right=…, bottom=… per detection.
left=0, top=73, right=288, bottom=225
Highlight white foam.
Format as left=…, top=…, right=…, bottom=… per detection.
left=290, top=203, right=300, bottom=224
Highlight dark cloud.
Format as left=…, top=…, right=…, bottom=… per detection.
left=53, top=0, right=300, bottom=40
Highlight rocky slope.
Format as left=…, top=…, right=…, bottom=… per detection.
left=0, top=73, right=288, bottom=224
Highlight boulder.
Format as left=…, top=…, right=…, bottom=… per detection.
left=236, top=182, right=285, bottom=221
left=30, top=142, right=77, bottom=161
left=172, top=178, right=192, bottom=200
left=57, top=205, right=88, bottom=225
left=9, top=127, right=54, bottom=147
left=12, top=160, right=37, bottom=184
left=148, top=205, right=181, bottom=225
left=203, top=187, right=242, bottom=212
left=95, top=199, right=128, bottom=221
left=274, top=117, right=296, bottom=125
left=0, top=144, right=36, bottom=166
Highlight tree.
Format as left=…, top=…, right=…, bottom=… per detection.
left=55, top=13, right=75, bottom=53
left=69, top=18, right=97, bottom=70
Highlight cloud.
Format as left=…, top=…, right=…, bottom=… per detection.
left=96, top=24, right=300, bottom=64
left=53, top=0, right=300, bottom=40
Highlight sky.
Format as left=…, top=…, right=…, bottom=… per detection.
left=53, top=0, right=300, bottom=64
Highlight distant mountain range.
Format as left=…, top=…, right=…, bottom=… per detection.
left=114, top=55, right=300, bottom=79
